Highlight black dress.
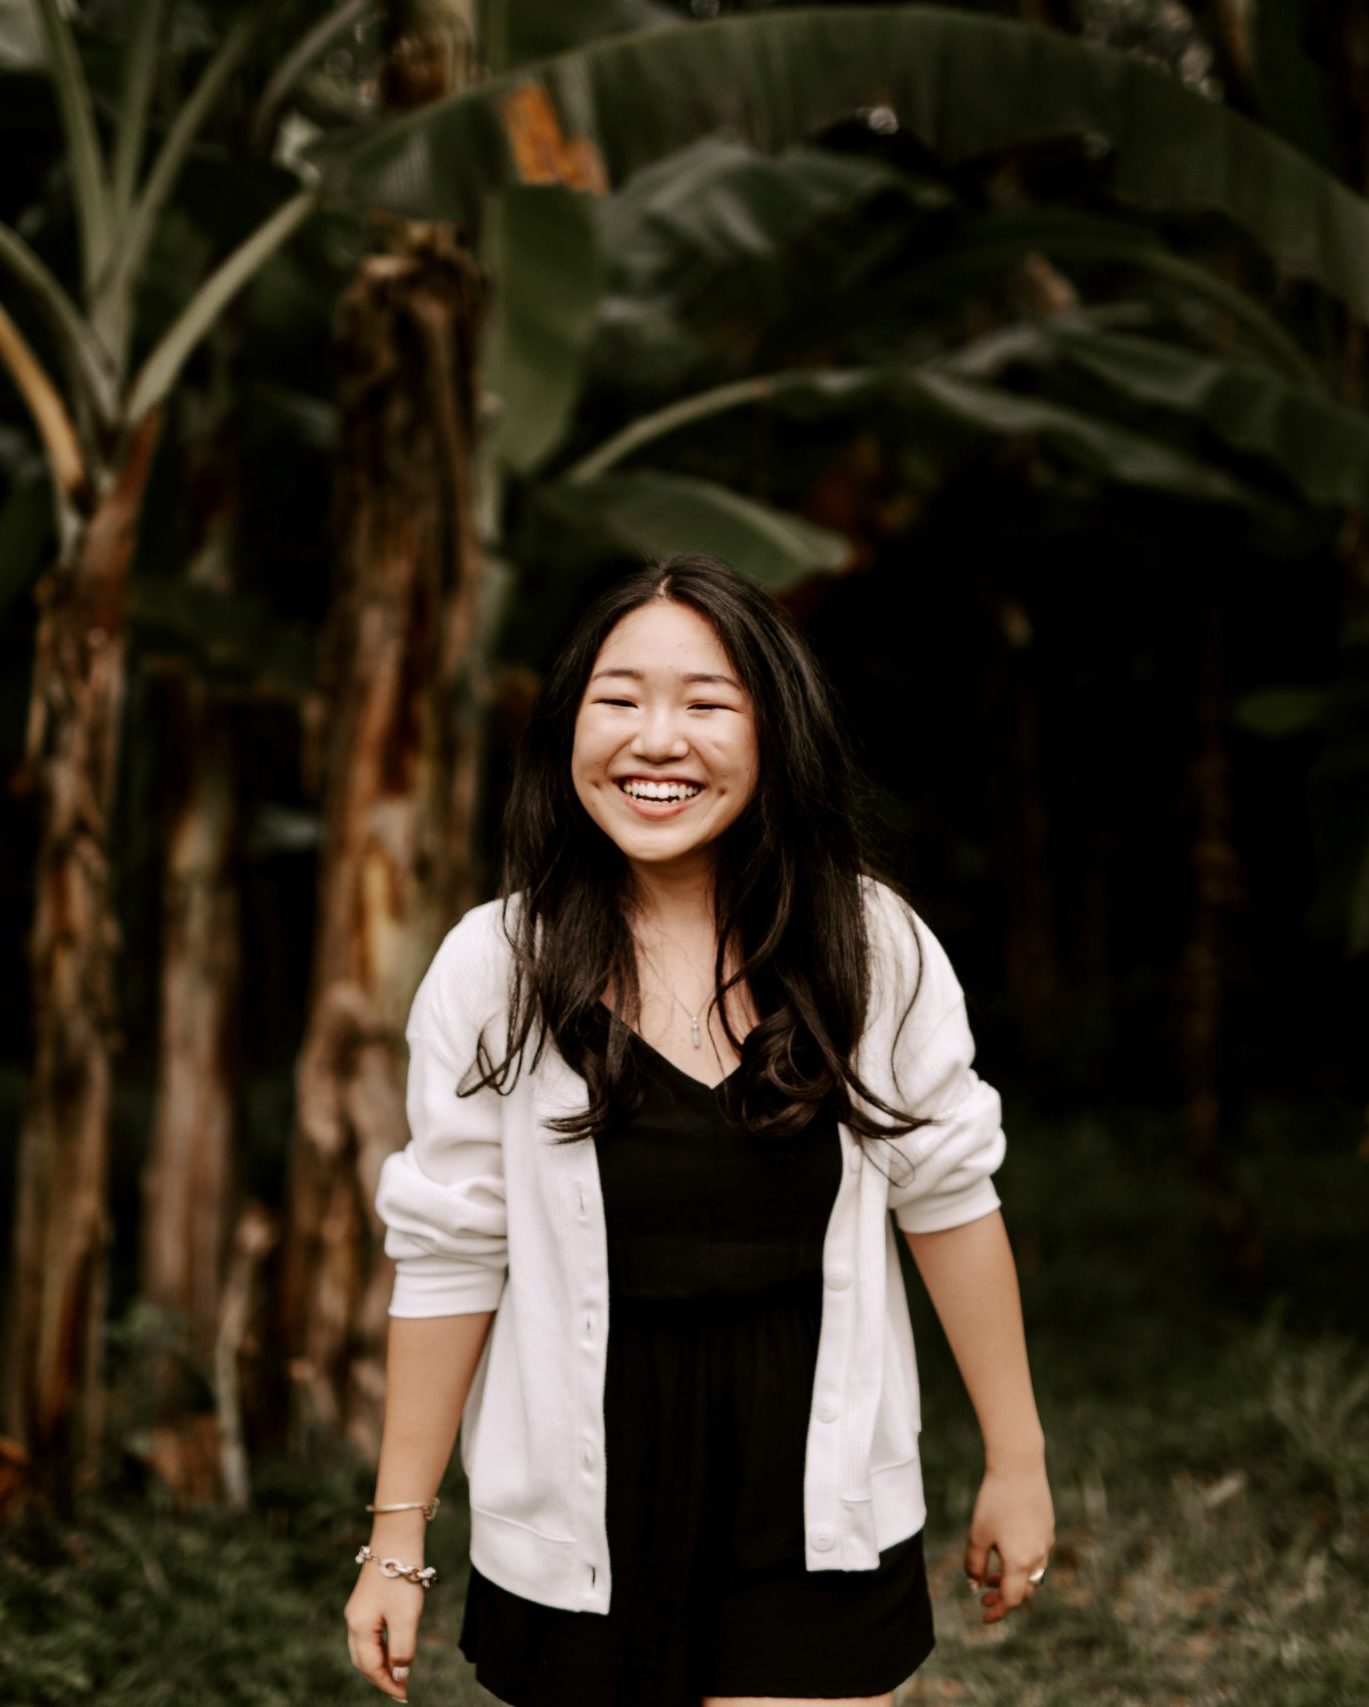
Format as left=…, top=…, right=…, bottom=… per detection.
left=458, top=1006, right=936, bottom=1705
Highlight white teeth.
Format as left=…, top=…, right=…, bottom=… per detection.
left=621, top=779, right=702, bottom=802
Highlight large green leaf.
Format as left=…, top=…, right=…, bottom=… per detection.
left=878, top=207, right=1320, bottom=385
left=110, top=0, right=167, bottom=220
left=1253, top=0, right=1338, bottom=173
left=32, top=0, right=111, bottom=295
left=93, top=8, right=265, bottom=367
left=956, top=317, right=1369, bottom=512
left=310, top=5, right=1369, bottom=325
left=483, top=184, right=605, bottom=475
left=0, top=220, right=119, bottom=424
left=587, top=147, right=1319, bottom=397
left=590, top=134, right=952, bottom=392
left=560, top=361, right=1270, bottom=511
left=480, top=0, right=673, bottom=75
left=537, top=468, right=853, bottom=589
left=600, top=134, right=945, bottom=297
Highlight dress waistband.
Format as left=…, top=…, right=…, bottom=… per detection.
left=609, top=1265, right=824, bottom=1317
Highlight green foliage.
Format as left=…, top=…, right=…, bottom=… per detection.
left=314, top=4, right=1369, bottom=330
left=481, top=183, right=605, bottom=475
left=479, top=0, right=668, bottom=75
left=1, top=0, right=328, bottom=446
left=540, top=466, right=852, bottom=588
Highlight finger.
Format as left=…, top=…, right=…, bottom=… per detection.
left=975, top=1569, right=1010, bottom=1614
left=385, top=1614, right=421, bottom=1696
left=351, top=1623, right=409, bottom=1701
left=964, top=1535, right=994, bottom=1591
left=978, top=1580, right=1031, bottom=1623
left=995, top=1561, right=1036, bottom=1614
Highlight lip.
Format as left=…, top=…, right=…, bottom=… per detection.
left=614, top=777, right=706, bottom=819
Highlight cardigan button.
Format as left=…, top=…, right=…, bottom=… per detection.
left=824, top=1265, right=852, bottom=1290
left=816, top=1400, right=838, bottom=1423
left=810, top=1529, right=835, bottom=1551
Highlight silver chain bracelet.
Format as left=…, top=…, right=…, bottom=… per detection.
left=355, top=1544, right=439, bottom=1589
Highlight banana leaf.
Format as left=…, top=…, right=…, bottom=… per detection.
left=535, top=467, right=853, bottom=590
left=309, top=5, right=1369, bottom=325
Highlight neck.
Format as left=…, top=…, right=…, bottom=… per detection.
left=625, top=853, right=717, bottom=939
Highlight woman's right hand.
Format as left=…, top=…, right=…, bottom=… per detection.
left=345, top=1561, right=427, bottom=1703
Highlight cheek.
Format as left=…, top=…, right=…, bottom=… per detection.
left=571, top=718, right=608, bottom=771
left=722, top=727, right=759, bottom=786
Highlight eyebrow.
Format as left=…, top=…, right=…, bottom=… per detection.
left=588, top=667, right=743, bottom=690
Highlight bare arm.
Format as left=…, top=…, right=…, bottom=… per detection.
left=366, top=1310, right=495, bottom=1557
left=352, top=915, right=508, bottom=1700
left=902, top=1208, right=1044, bottom=1470
left=346, top=1311, right=495, bottom=1702
left=903, top=1208, right=1054, bottom=1622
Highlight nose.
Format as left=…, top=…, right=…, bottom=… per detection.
left=631, top=703, right=688, bottom=760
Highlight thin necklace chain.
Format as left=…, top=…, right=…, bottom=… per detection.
left=633, top=926, right=717, bottom=1051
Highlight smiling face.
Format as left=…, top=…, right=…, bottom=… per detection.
left=571, top=597, right=760, bottom=886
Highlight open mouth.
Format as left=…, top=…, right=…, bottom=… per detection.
left=615, top=778, right=705, bottom=815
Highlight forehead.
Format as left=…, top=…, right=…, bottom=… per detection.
left=589, top=601, right=742, bottom=688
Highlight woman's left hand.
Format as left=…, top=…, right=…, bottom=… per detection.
left=964, top=1459, right=1055, bottom=1623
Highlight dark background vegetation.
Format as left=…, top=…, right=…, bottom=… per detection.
left=1, top=1, right=1366, bottom=1703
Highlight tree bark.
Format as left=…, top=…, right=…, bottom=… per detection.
left=3, top=409, right=164, bottom=1505
left=138, top=673, right=242, bottom=1438
left=279, top=221, right=490, bottom=1460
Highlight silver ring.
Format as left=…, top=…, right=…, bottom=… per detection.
left=1028, top=1565, right=1048, bottom=1584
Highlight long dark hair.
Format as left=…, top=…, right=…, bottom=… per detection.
left=465, top=552, right=945, bottom=1167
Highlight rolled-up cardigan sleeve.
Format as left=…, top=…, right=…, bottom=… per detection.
left=876, top=889, right=1007, bottom=1236
left=374, top=916, right=509, bottom=1316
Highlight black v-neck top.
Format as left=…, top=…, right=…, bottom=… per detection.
left=590, top=1000, right=844, bottom=1301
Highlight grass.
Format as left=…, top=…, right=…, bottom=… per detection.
left=899, top=1094, right=1369, bottom=1706
left=2, top=1097, right=1365, bottom=1707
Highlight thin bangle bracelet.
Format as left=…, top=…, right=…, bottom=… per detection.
left=366, top=1496, right=441, bottom=1520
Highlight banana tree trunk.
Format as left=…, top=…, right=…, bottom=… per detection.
left=3, top=410, right=164, bottom=1503
left=139, top=672, right=241, bottom=1451
left=279, top=222, right=489, bottom=1458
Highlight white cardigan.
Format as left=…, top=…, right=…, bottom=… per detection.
left=374, top=875, right=1006, bottom=1615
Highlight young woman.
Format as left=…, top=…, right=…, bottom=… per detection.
left=346, top=552, right=1054, bottom=1707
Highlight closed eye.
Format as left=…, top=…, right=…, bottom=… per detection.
left=595, top=699, right=731, bottom=711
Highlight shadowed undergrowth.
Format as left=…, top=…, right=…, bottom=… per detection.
left=2, top=1099, right=1365, bottom=1707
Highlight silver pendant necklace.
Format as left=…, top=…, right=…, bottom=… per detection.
left=636, top=934, right=710, bottom=1049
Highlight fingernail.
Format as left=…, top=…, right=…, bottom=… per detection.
left=394, top=1667, right=410, bottom=1682
left=965, top=1576, right=980, bottom=1592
